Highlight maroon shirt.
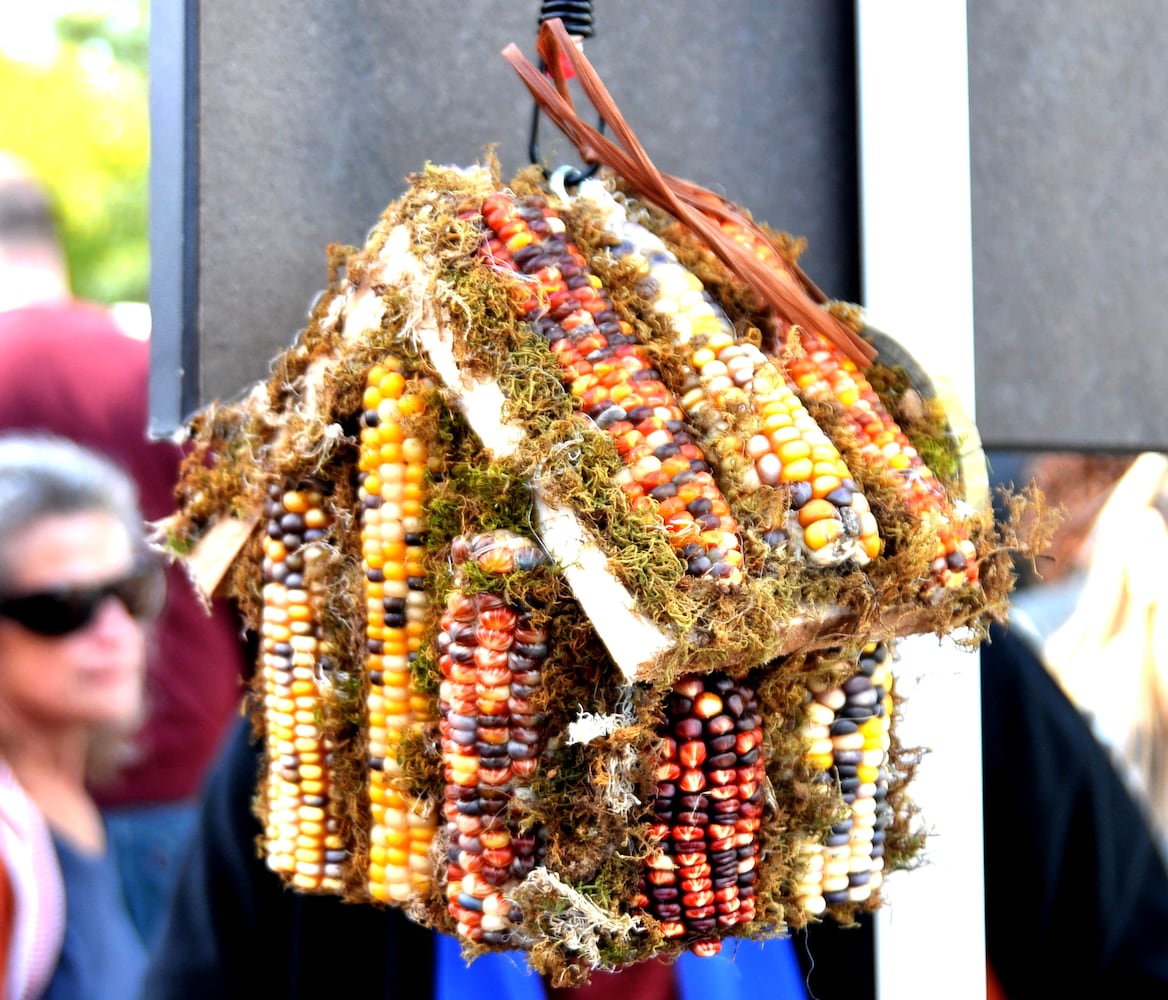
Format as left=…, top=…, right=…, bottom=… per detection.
left=546, top=958, right=679, bottom=1000
left=0, top=301, right=250, bottom=805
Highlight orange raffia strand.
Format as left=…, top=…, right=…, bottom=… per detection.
left=500, top=18, right=876, bottom=372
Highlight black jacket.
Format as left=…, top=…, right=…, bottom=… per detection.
left=981, top=621, right=1168, bottom=996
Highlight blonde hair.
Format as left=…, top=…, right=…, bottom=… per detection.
left=1038, top=453, right=1168, bottom=846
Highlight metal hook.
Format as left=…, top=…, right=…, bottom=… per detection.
left=528, top=3, right=602, bottom=187
left=547, top=164, right=577, bottom=204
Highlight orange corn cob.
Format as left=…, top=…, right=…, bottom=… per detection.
left=259, top=483, right=346, bottom=893
left=578, top=182, right=880, bottom=567
left=479, top=190, right=744, bottom=586
left=438, top=530, right=551, bottom=947
left=359, top=360, right=439, bottom=904
left=634, top=672, right=765, bottom=957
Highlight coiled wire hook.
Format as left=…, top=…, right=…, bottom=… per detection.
left=528, top=0, right=604, bottom=187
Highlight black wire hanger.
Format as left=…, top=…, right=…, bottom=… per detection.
left=528, top=0, right=605, bottom=187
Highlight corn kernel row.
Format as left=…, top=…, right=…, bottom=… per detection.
left=578, top=182, right=880, bottom=568
left=359, top=360, right=439, bottom=903
left=785, top=330, right=978, bottom=590
left=259, top=482, right=346, bottom=892
left=635, top=673, right=765, bottom=957
left=479, top=190, right=744, bottom=585
left=682, top=206, right=978, bottom=591
left=795, top=642, right=894, bottom=914
left=438, top=530, right=551, bottom=947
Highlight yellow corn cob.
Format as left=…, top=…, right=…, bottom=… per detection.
left=785, top=329, right=977, bottom=591
left=259, top=482, right=346, bottom=893
left=359, top=360, right=439, bottom=904
left=634, top=672, right=765, bottom=957
left=796, top=641, right=894, bottom=915
left=689, top=206, right=976, bottom=590
left=479, top=190, right=744, bottom=586
left=438, top=530, right=550, bottom=946
left=578, top=182, right=881, bottom=567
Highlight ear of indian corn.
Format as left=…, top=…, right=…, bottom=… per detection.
left=359, top=360, right=440, bottom=904
left=688, top=207, right=976, bottom=591
left=259, top=482, right=347, bottom=893
left=634, top=672, right=765, bottom=957
left=438, top=530, right=551, bottom=946
left=479, top=190, right=744, bottom=586
left=577, top=181, right=880, bottom=567
left=795, top=641, right=894, bottom=916
left=785, top=328, right=977, bottom=591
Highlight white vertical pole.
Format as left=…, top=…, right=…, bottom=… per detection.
left=855, top=4, right=986, bottom=999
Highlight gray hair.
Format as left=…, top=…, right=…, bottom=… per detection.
left=0, top=433, right=147, bottom=592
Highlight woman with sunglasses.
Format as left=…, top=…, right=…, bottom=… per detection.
left=0, top=432, right=163, bottom=999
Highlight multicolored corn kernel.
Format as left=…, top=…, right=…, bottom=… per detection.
left=796, top=642, right=894, bottom=916
left=635, top=672, right=765, bottom=957
left=359, top=360, right=439, bottom=904
left=479, top=190, right=744, bottom=586
left=438, top=531, right=550, bottom=946
left=259, top=482, right=347, bottom=893
left=785, top=329, right=978, bottom=590
left=580, top=182, right=880, bottom=567
left=682, top=203, right=977, bottom=590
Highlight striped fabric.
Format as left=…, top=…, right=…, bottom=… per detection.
left=0, top=758, right=66, bottom=1000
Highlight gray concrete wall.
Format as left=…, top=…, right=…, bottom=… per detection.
left=968, top=0, right=1168, bottom=451
left=150, top=0, right=859, bottom=429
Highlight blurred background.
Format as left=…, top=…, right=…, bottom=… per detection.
left=0, top=0, right=148, bottom=331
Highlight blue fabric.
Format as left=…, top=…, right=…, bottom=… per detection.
left=436, top=935, right=546, bottom=1000
left=44, top=834, right=147, bottom=1000
left=103, top=799, right=200, bottom=948
left=435, top=931, right=808, bottom=1000
left=675, top=938, right=808, bottom=1000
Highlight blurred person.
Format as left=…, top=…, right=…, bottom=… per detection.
left=0, top=153, right=252, bottom=947
left=980, top=619, right=1168, bottom=998
left=0, top=432, right=164, bottom=998
left=1008, top=451, right=1168, bottom=852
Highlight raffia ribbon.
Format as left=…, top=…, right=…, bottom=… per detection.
left=502, top=18, right=876, bottom=368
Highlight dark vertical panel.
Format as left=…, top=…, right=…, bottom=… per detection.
left=969, top=0, right=1168, bottom=451
left=147, top=0, right=200, bottom=437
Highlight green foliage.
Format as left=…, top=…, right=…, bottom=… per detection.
left=0, top=2, right=149, bottom=304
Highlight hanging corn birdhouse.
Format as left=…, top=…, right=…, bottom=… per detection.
left=165, top=16, right=1029, bottom=987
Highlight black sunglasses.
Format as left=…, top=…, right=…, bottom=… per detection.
left=0, top=563, right=166, bottom=638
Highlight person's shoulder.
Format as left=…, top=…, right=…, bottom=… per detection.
left=979, top=620, right=1036, bottom=678
left=0, top=301, right=147, bottom=381
left=0, top=301, right=138, bottom=345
